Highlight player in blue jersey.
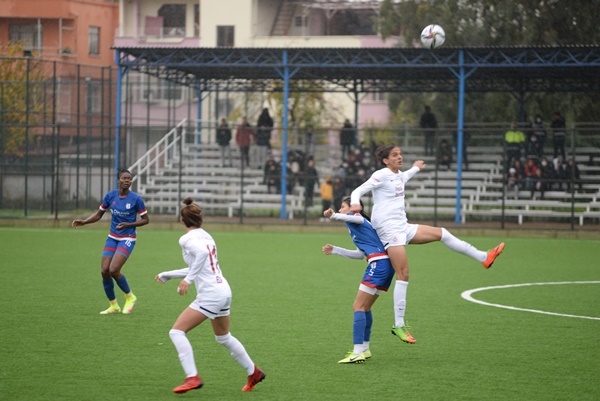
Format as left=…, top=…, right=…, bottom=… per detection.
left=321, top=196, right=395, bottom=364
left=72, top=169, right=149, bottom=314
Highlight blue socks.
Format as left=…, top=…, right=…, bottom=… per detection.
left=115, top=275, right=131, bottom=294
left=353, top=311, right=367, bottom=345
left=364, top=310, right=373, bottom=342
left=102, top=278, right=116, bottom=301
left=103, top=275, right=131, bottom=301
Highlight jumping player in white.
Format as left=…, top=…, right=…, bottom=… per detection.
left=155, top=197, right=265, bottom=394
left=350, top=144, right=504, bottom=344
left=72, top=168, right=148, bottom=315
left=322, top=197, right=396, bottom=364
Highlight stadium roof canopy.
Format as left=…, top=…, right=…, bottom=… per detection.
left=113, top=45, right=600, bottom=221
left=114, top=45, right=600, bottom=93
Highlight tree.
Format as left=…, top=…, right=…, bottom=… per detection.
left=379, top=0, right=600, bottom=127
left=380, top=0, right=600, bottom=46
left=264, top=80, right=344, bottom=145
left=0, top=42, right=46, bottom=157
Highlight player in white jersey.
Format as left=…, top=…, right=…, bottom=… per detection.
left=350, top=144, right=504, bottom=344
left=154, top=197, right=265, bottom=394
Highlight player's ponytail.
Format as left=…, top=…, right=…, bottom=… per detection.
left=342, top=196, right=370, bottom=222
left=180, top=197, right=203, bottom=228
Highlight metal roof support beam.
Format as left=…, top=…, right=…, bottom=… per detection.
left=449, top=50, right=477, bottom=224
left=114, top=49, right=131, bottom=188
left=274, top=50, right=300, bottom=219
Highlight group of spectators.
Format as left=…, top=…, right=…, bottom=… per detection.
left=507, top=156, right=581, bottom=199
left=504, top=111, right=581, bottom=199
left=216, top=108, right=275, bottom=169
left=505, top=111, right=568, bottom=167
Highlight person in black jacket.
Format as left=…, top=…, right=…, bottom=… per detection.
left=551, top=111, right=567, bottom=162
left=216, top=118, right=233, bottom=167
left=340, top=119, right=356, bottom=161
left=420, top=105, right=438, bottom=156
left=256, top=108, right=274, bottom=168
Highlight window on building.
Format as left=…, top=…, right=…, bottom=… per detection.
left=9, top=24, right=42, bottom=50
left=371, top=91, right=386, bottom=103
left=56, top=77, right=72, bottom=123
left=217, top=98, right=235, bottom=116
left=217, top=26, right=234, bottom=47
left=294, top=16, right=308, bottom=27
left=89, top=27, right=100, bottom=55
left=137, top=74, right=183, bottom=102
left=194, top=4, right=200, bottom=37
left=85, top=80, right=102, bottom=114
left=158, top=4, right=186, bottom=36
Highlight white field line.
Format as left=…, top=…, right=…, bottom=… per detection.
left=461, top=281, right=600, bottom=321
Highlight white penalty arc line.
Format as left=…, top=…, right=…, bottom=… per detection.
left=461, top=281, right=600, bottom=321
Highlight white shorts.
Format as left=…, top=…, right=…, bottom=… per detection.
left=377, top=223, right=419, bottom=249
left=406, top=223, right=419, bottom=244
left=359, top=283, right=383, bottom=296
left=189, top=296, right=231, bottom=319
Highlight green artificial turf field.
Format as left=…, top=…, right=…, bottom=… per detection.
left=0, top=227, right=598, bottom=401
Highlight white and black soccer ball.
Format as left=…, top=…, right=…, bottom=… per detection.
left=420, top=24, right=446, bottom=49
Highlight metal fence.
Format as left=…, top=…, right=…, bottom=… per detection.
left=1, top=57, right=599, bottom=228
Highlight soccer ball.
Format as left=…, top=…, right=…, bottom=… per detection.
left=420, top=24, right=446, bottom=49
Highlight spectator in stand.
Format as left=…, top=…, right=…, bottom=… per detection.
left=332, top=175, right=346, bottom=211
left=531, top=168, right=545, bottom=199
left=256, top=108, right=274, bottom=169
left=539, top=157, right=556, bottom=191
left=505, top=121, right=525, bottom=170
left=553, top=158, right=568, bottom=191
left=532, top=114, right=547, bottom=157
left=551, top=111, right=567, bottom=162
left=437, top=138, right=453, bottom=170
left=303, top=159, right=319, bottom=207
left=565, top=158, right=582, bottom=192
left=235, top=117, right=255, bottom=169
left=216, top=118, right=233, bottom=167
left=320, top=175, right=334, bottom=222
left=263, top=156, right=281, bottom=194
left=524, top=131, right=541, bottom=164
left=340, top=119, right=356, bottom=161
left=524, top=158, right=538, bottom=191
left=513, top=159, right=525, bottom=180
left=507, top=168, right=520, bottom=199
left=286, top=150, right=305, bottom=194
left=346, top=148, right=367, bottom=189
left=419, top=105, right=438, bottom=156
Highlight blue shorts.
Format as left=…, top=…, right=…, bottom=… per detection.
left=360, top=258, right=395, bottom=291
left=102, top=237, right=136, bottom=259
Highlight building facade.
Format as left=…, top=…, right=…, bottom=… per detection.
left=114, top=0, right=400, bottom=136
left=0, top=0, right=118, bottom=65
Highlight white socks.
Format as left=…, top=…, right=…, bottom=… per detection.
left=170, top=330, right=255, bottom=377
left=393, top=280, right=408, bottom=328
left=441, top=228, right=487, bottom=262
left=169, top=329, right=198, bottom=378
left=215, top=333, right=255, bottom=375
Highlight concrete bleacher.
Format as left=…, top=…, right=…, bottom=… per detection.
left=136, top=143, right=312, bottom=217
left=132, top=138, right=600, bottom=224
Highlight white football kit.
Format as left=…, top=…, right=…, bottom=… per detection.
left=158, top=228, right=232, bottom=318
left=350, top=166, right=421, bottom=248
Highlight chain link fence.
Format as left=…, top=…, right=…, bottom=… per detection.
left=1, top=57, right=599, bottom=229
